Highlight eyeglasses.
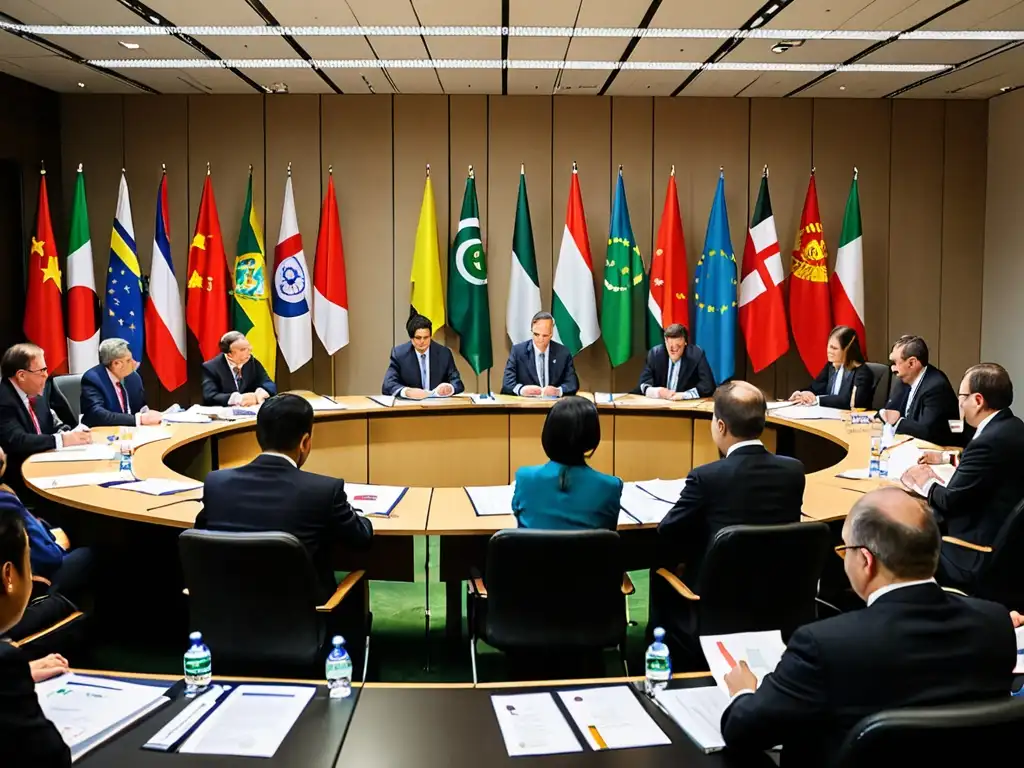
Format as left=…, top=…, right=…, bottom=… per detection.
left=834, top=544, right=871, bottom=560
left=957, top=392, right=974, bottom=399
left=22, top=367, right=48, bottom=376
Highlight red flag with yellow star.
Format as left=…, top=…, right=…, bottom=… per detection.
left=186, top=171, right=230, bottom=361
left=24, top=170, right=68, bottom=374
left=789, top=172, right=832, bottom=376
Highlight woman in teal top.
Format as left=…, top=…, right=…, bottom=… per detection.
left=512, top=396, right=623, bottom=530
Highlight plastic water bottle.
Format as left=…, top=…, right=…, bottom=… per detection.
left=645, top=627, right=671, bottom=697
left=118, top=441, right=133, bottom=474
left=183, top=631, right=212, bottom=697
left=869, top=434, right=882, bottom=479
left=326, top=636, right=353, bottom=699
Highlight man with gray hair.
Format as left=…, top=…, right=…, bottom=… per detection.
left=720, top=487, right=1017, bottom=768
left=81, top=338, right=162, bottom=427
left=201, top=331, right=276, bottom=407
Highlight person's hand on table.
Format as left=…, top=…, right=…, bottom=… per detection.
left=433, top=383, right=455, bottom=397
left=50, top=527, right=70, bottom=551
left=62, top=431, right=92, bottom=447
left=255, top=388, right=271, bottom=404
left=520, top=385, right=542, bottom=398
left=902, top=464, right=938, bottom=489
left=139, top=410, right=163, bottom=426
left=917, top=450, right=948, bottom=465
left=30, top=654, right=69, bottom=683
left=879, top=408, right=900, bottom=426
left=725, top=660, right=758, bottom=696
left=789, top=391, right=815, bottom=405
left=239, top=393, right=259, bottom=407
left=1010, top=610, right=1024, bottom=628
left=648, top=387, right=672, bottom=400
left=541, top=386, right=560, bottom=398
left=403, top=388, right=430, bottom=400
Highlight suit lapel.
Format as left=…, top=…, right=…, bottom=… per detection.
left=428, top=343, right=439, bottom=390
left=524, top=344, right=540, bottom=387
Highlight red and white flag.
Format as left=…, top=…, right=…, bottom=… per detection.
left=312, top=172, right=350, bottom=355
left=66, top=165, right=99, bottom=373
left=551, top=163, right=600, bottom=355
left=831, top=170, right=867, bottom=354
left=145, top=170, right=187, bottom=391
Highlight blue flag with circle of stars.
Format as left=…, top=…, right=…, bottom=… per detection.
left=693, top=172, right=737, bottom=384
left=101, top=172, right=145, bottom=363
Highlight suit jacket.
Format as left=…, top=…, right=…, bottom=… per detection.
left=381, top=341, right=465, bottom=396
left=658, top=444, right=805, bottom=588
left=79, top=364, right=147, bottom=427
left=0, top=379, right=70, bottom=493
left=501, top=340, right=579, bottom=396
left=0, top=641, right=71, bottom=767
left=201, top=354, right=277, bottom=407
left=196, top=454, right=373, bottom=599
left=885, top=366, right=962, bottom=445
left=633, top=344, right=715, bottom=397
left=512, top=461, right=623, bottom=531
left=721, top=583, right=1015, bottom=768
left=808, top=363, right=875, bottom=410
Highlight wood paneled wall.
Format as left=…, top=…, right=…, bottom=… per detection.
left=58, top=94, right=988, bottom=400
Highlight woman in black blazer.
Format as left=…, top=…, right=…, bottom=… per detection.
left=789, top=325, right=875, bottom=409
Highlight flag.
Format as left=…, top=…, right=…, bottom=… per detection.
left=448, top=169, right=492, bottom=374
left=186, top=171, right=230, bottom=362
left=102, top=172, right=144, bottom=363
left=647, top=168, right=689, bottom=349
left=790, top=172, right=833, bottom=376
left=506, top=166, right=541, bottom=345
left=144, top=171, right=187, bottom=391
left=233, top=171, right=276, bottom=379
left=409, top=171, right=445, bottom=331
left=601, top=168, right=646, bottom=367
left=693, top=172, right=738, bottom=384
left=66, top=166, right=99, bottom=373
left=23, top=170, right=67, bottom=374
left=739, top=169, right=789, bottom=373
left=312, top=172, right=350, bottom=356
left=271, top=170, right=312, bottom=373
left=552, top=163, right=600, bottom=355
left=831, top=170, right=867, bottom=354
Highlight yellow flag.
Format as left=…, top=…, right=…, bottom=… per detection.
left=410, top=175, right=445, bottom=330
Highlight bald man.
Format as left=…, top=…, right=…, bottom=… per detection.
left=721, top=488, right=1017, bottom=768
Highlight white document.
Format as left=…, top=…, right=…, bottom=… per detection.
left=618, top=508, right=640, bottom=526
left=31, top=470, right=134, bottom=489
left=179, top=684, right=315, bottom=758
left=112, top=478, right=204, bottom=496
left=636, top=478, right=687, bottom=503
left=836, top=467, right=871, bottom=480
left=1015, top=626, right=1024, bottom=674
left=345, top=483, right=407, bottom=517
left=491, top=692, right=583, bottom=757
left=368, top=395, right=396, bottom=408
left=771, top=404, right=844, bottom=420
left=654, top=686, right=730, bottom=753
left=766, top=400, right=795, bottom=411
left=417, top=394, right=471, bottom=406
left=620, top=483, right=673, bottom=524
left=28, top=445, right=118, bottom=463
left=162, top=411, right=213, bottom=424
left=700, top=630, right=787, bottom=694
left=557, top=685, right=671, bottom=750
left=594, top=392, right=627, bottom=404
left=470, top=393, right=500, bottom=404
left=614, top=397, right=677, bottom=408
left=128, top=428, right=174, bottom=449
left=144, top=685, right=228, bottom=751
left=885, top=442, right=924, bottom=479
left=307, top=396, right=348, bottom=411
left=465, top=484, right=516, bottom=516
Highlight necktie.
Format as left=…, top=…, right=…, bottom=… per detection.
left=26, top=396, right=41, bottom=434
left=115, top=381, right=127, bottom=413
left=233, top=366, right=243, bottom=392
left=539, top=353, right=546, bottom=389
left=420, top=354, right=428, bottom=390
left=667, top=360, right=677, bottom=392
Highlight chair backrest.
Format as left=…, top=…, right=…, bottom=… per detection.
left=865, top=363, right=890, bottom=410
left=49, top=374, right=81, bottom=424
left=973, top=497, right=1024, bottom=607
left=179, top=530, right=326, bottom=668
left=483, top=529, right=625, bottom=652
left=837, top=696, right=1024, bottom=766
left=697, top=522, right=831, bottom=641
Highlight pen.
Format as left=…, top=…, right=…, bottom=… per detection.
left=588, top=725, right=608, bottom=750
left=717, top=641, right=737, bottom=669
left=323, top=395, right=339, bottom=405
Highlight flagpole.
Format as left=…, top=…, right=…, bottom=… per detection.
left=763, top=164, right=768, bottom=178
left=853, top=166, right=859, bottom=180
left=328, top=163, right=337, bottom=397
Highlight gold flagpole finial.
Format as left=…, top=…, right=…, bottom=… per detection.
left=572, top=160, right=578, bottom=173
left=287, top=161, right=292, bottom=177
left=328, top=164, right=333, bottom=175
left=520, top=162, right=525, bottom=174
left=468, top=164, right=474, bottom=179
left=670, top=164, right=675, bottom=177
left=719, top=165, right=724, bottom=178
left=810, top=166, right=816, bottom=176
left=161, top=163, right=166, bottom=173
left=763, top=164, right=769, bottom=178
left=206, top=162, right=211, bottom=176
left=77, top=162, right=83, bottom=173
left=40, top=160, right=45, bottom=175
left=853, top=166, right=859, bottom=180
left=426, top=163, right=430, bottom=178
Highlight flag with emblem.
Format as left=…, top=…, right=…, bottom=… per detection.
left=601, top=168, right=646, bottom=367
left=272, top=169, right=312, bottom=373
left=646, top=167, right=689, bottom=349
left=101, top=172, right=144, bottom=363
left=66, top=165, right=99, bottom=374
left=312, top=170, right=350, bottom=356
left=410, top=169, right=445, bottom=331
left=831, top=169, right=867, bottom=355
left=790, top=172, right=833, bottom=376
left=448, top=168, right=492, bottom=374
left=144, top=170, right=186, bottom=391
left=552, top=163, right=600, bottom=355
left=233, top=170, right=276, bottom=379
left=693, top=171, right=738, bottom=384
left=506, top=165, right=541, bottom=345
left=739, top=168, right=789, bottom=373
left=23, top=169, right=67, bottom=374
left=186, top=170, right=230, bottom=362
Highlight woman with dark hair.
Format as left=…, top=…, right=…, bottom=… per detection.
left=0, top=505, right=72, bottom=767
left=789, top=325, right=875, bottom=410
left=512, top=396, right=623, bottom=530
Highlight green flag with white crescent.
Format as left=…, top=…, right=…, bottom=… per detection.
left=448, top=170, right=492, bottom=374
left=601, top=169, right=646, bottom=367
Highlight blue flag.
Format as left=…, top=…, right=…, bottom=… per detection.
left=693, top=173, right=737, bottom=384
left=102, top=173, right=145, bottom=363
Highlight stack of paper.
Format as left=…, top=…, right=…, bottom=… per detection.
left=345, top=483, right=408, bottom=517
left=163, top=411, right=213, bottom=424
left=307, top=396, right=348, bottom=411
left=31, top=470, right=134, bottom=489
left=491, top=692, right=582, bottom=757
left=636, top=478, right=687, bottom=503
left=110, top=478, right=204, bottom=496
left=128, top=428, right=174, bottom=449
left=771, top=404, right=845, bottom=420
left=368, top=395, right=396, bottom=408
left=766, top=400, right=795, bottom=411
left=653, top=686, right=730, bottom=753
left=614, top=397, right=677, bottom=408
left=620, top=483, right=673, bottom=524
left=465, top=484, right=515, bottom=516
left=556, top=686, right=671, bottom=750
left=28, top=445, right=118, bottom=463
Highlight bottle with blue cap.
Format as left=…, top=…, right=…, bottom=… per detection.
left=326, top=636, right=353, bottom=699
left=183, top=631, right=212, bottom=697
left=645, top=627, right=671, bottom=696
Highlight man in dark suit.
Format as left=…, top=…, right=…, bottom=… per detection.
left=649, top=381, right=805, bottom=658
left=80, top=338, right=163, bottom=428
left=501, top=311, right=579, bottom=397
left=201, top=331, right=277, bottom=407
left=880, top=335, right=962, bottom=445
left=902, top=363, right=1024, bottom=591
left=634, top=323, right=715, bottom=399
left=721, top=487, right=1017, bottom=768
left=381, top=314, right=464, bottom=399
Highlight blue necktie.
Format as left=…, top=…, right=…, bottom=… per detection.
left=420, top=354, right=428, bottom=390
left=667, top=360, right=677, bottom=392
left=538, top=353, right=546, bottom=388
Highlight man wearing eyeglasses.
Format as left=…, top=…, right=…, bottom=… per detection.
left=877, top=335, right=962, bottom=445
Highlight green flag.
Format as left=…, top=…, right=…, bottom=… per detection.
left=601, top=169, right=646, bottom=367
left=506, top=166, right=541, bottom=345
left=448, top=169, right=492, bottom=374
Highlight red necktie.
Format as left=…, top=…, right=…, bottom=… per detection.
left=26, top=397, right=42, bottom=434
left=115, top=381, right=127, bottom=413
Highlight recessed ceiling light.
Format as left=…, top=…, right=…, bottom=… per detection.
left=1000, top=85, right=1012, bottom=92
left=268, top=81, right=289, bottom=93
left=839, top=85, right=846, bottom=90
left=76, top=81, right=85, bottom=88
left=771, top=43, right=789, bottom=53
left=119, top=41, right=140, bottom=49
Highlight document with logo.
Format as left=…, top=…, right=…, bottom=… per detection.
left=491, top=692, right=582, bottom=757
left=345, top=483, right=408, bottom=517
left=557, top=685, right=670, bottom=750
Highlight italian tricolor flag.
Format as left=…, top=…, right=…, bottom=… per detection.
left=830, top=171, right=867, bottom=355
left=552, top=163, right=600, bottom=355
left=66, top=166, right=99, bottom=373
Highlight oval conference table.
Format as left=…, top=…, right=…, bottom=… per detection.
left=22, top=392, right=899, bottom=640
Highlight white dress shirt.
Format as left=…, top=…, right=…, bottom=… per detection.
left=260, top=451, right=298, bottom=468
left=400, top=350, right=432, bottom=399
left=726, top=439, right=764, bottom=457
left=106, top=368, right=148, bottom=426
left=643, top=354, right=699, bottom=399
left=514, top=344, right=562, bottom=397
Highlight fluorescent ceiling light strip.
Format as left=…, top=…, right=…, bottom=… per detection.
left=900, top=30, right=1024, bottom=40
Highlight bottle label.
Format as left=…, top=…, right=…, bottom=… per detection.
left=646, top=657, right=671, bottom=681
left=184, top=655, right=211, bottom=677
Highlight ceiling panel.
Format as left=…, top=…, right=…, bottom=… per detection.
left=414, top=0, right=501, bottom=61
left=387, top=67, right=444, bottom=94
left=508, top=0, right=577, bottom=61
left=841, top=0, right=950, bottom=30
left=859, top=40, right=998, bottom=64
left=555, top=68, right=613, bottom=94
left=763, top=0, right=873, bottom=30
left=239, top=66, right=335, bottom=93
left=605, top=68, right=698, bottom=96
left=646, top=0, right=768, bottom=27
left=922, top=0, right=1022, bottom=29
left=564, top=0, right=653, bottom=63
left=679, top=69, right=761, bottom=96
left=437, top=68, right=501, bottom=93
left=507, top=69, right=558, bottom=94
left=726, top=39, right=870, bottom=64
left=797, top=69, right=927, bottom=97
left=142, top=0, right=261, bottom=24
left=734, top=71, right=819, bottom=96
left=30, top=35, right=203, bottom=60
left=627, top=37, right=726, bottom=63
left=412, top=0, right=501, bottom=25
left=6, top=0, right=152, bottom=24
left=902, top=43, right=1024, bottom=97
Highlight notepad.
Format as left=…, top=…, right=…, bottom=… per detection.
left=28, top=445, right=118, bottom=463
left=345, top=483, right=407, bottom=517
left=653, top=686, right=730, bottom=753
left=465, top=484, right=515, bottom=516
left=557, top=685, right=671, bottom=750
left=771, top=404, right=844, bottom=420
left=307, top=396, right=348, bottom=411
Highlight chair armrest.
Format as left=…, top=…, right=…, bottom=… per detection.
left=468, top=577, right=487, bottom=598
left=11, top=611, right=84, bottom=648
left=942, top=536, right=993, bottom=553
left=316, top=570, right=366, bottom=613
left=655, top=568, right=699, bottom=601
left=941, top=586, right=969, bottom=597
left=621, top=573, right=635, bottom=596
left=31, top=575, right=52, bottom=588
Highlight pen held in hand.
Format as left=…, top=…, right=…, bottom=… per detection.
left=717, top=641, right=737, bottom=669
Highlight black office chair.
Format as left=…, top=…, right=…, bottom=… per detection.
left=179, top=529, right=370, bottom=679
left=4, top=579, right=87, bottom=660
left=865, top=362, right=889, bottom=411
left=940, top=498, right=1024, bottom=609
left=836, top=696, right=1024, bottom=765
left=49, top=374, right=81, bottom=424
left=467, top=529, right=628, bottom=685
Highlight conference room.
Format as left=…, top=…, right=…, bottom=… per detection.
left=2, top=0, right=1024, bottom=765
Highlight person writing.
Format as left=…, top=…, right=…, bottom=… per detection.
left=512, top=396, right=622, bottom=530
left=501, top=312, right=579, bottom=397
left=80, top=338, right=163, bottom=427
left=789, top=325, right=874, bottom=409
left=635, top=324, right=715, bottom=400
left=201, top=331, right=277, bottom=407
left=381, top=314, right=464, bottom=400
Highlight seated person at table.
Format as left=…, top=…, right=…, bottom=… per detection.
left=878, top=334, right=962, bottom=445
left=720, top=488, right=1017, bottom=768
left=788, top=325, right=874, bottom=410
left=381, top=314, right=464, bottom=399
left=201, top=331, right=276, bottom=407
left=501, top=311, right=579, bottom=397
left=634, top=323, right=714, bottom=400
left=902, top=363, right=1024, bottom=592
left=80, top=338, right=163, bottom=427
left=512, top=396, right=622, bottom=530
left=0, top=506, right=74, bottom=767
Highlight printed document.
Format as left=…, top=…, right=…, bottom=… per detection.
left=465, top=484, right=515, bottom=516
left=653, top=686, right=729, bottom=753
left=31, top=470, right=133, bottom=489
left=307, top=396, right=348, bottom=411
left=700, top=630, right=787, bottom=694
left=557, top=685, right=671, bottom=750
left=111, top=478, right=204, bottom=496
left=491, top=692, right=582, bottom=757
left=28, top=445, right=118, bottom=463
left=620, top=483, right=673, bottom=524
left=771, top=404, right=844, bottom=420
left=636, top=478, right=687, bottom=503
left=345, top=483, right=407, bottom=517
